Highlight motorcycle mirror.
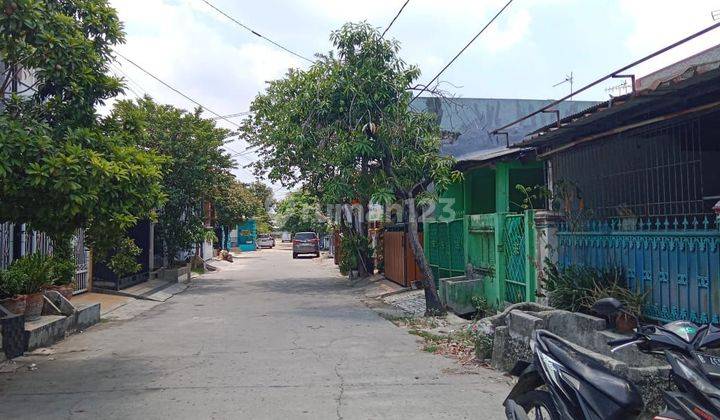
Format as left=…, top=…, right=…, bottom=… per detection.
left=592, top=297, right=624, bottom=316
left=697, top=324, right=720, bottom=349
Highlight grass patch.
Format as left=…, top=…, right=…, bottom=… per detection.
left=191, top=267, right=205, bottom=275
left=423, top=343, right=439, bottom=353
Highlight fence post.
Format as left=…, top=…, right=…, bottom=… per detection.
left=494, top=212, right=507, bottom=308
left=524, top=209, right=536, bottom=302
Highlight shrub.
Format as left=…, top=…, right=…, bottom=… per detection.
left=471, top=295, right=492, bottom=319
left=48, top=256, right=76, bottom=286
left=108, top=237, right=142, bottom=278
left=4, top=253, right=53, bottom=295
left=544, top=259, right=646, bottom=318
left=0, top=269, right=23, bottom=298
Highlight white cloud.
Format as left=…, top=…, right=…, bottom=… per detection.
left=618, top=0, right=720, bottom=76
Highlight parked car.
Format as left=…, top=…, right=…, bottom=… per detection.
left=281, top=232, right=292, bottom=243
left=257, top=234, right=275, bottom=249
left=292, top=232, right=319, bottom=258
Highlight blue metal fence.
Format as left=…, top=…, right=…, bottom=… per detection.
left=557, top=216, right=720, bottom=323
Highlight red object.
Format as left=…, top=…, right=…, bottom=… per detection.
left=310, top=238, right=319, bottom=244
left=24, top=293, right=44, bottom=321
left=293, top=240, right=300, bottom=245
left=0, top=295, right=26, bottom=315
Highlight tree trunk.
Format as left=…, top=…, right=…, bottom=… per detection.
left=406, top=196, right=446, bottom=316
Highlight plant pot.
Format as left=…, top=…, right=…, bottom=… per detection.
left=0, top=295, right=27, bottom=316
left=615, top=313, right=636, bottom=334
left=43, top=285, right=74, bottom=301
left=24, top=292, right=45, bottom=321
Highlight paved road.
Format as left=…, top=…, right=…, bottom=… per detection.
left=0, top=247, right=510, bottom=419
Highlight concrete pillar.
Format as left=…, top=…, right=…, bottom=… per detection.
left=533, top=210, right=562, bottom=306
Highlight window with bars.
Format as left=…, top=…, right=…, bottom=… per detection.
left=549, top=112, right=720, bottom=220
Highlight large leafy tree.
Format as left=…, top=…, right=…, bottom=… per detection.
left=107, top=97, right=235, bottom=262
left=0, top=0, right=165, bottom=257
left=242, top=23, right=458, bottom=314
left=276, top=191, right=328, bottom=235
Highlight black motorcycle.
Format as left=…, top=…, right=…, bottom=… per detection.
left=503, top=297, right=720, bottom=420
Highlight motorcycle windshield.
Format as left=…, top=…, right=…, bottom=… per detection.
left=663, top=321, right=699, bottom=342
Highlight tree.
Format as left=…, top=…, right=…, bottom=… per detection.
left=214, top=177, right=263, bottom=249
left=107, top=97, right=235, bottom=263
left=276, top=191, right=328, bottom=235
left=245, top=181, right=274, bottom=234
left=241, top=23, right=458, bottom=314
left=0, top=0, right=165, bottom=258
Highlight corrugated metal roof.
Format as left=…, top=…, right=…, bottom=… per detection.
left=517, top=60, right=720, bottom=149
left=410, top=97, right=598, bottom=157
left=455, top=145, right=529, bottom=163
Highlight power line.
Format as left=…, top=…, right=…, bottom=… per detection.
left=410, top=0, right=514, bottom=104
left=111, top=63, right=148, bottom=99
left=381, top=0, right=410, bottom=38
left=198, top=0, right=314, bottom=64
left=491, top=20, right=720, bottom=135
left=210, top=111, right=253, bottom=120
left=114, top=52, right=241, bottom=129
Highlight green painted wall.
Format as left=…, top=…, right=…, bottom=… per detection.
left=426, top=159, right=543, bottom=311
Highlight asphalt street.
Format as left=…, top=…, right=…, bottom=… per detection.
left=0, top=246, right=510, bottom=419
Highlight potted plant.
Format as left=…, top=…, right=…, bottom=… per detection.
left=6, top=254, right=53, bottom=321
left=43, top=256, right=76, bottom=300
left=0, top=269, right=26, bottom=316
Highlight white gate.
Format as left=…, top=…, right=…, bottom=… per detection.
left=73, top=229, right=90, bottom=294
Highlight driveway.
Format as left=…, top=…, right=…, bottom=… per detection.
left=0, top=246, right=510, bottom=419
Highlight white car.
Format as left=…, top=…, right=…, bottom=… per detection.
left=257, top=235, right=275, bottom=249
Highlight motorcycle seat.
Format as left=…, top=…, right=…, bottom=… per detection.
left=539, top=331, right=643, bottom=413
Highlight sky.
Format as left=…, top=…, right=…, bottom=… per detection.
left=107, top=0, right=720, bottom=200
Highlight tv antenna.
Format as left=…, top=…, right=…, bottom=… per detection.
left=553, top=72, right=574, bottom=99
left=713, top=9, right=720, bottom=21
left=605, top=80, right=631, bottom=97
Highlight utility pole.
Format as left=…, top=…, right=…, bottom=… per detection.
left=553, top=72, right=574, bottom=100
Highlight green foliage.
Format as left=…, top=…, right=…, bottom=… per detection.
left=108, top=237, right=142, bottom=278
left=515, top=184, right=551, bottom=211
left=338, top=233, right=371, bottom=275
left=2, top=253, right=53, bottom=295
left=48, top=256, right=76, bottom=286
left=0, top=1, right=165, bottom=254
left=0, top=268, right=22, bottom=298
left=242, top=22, right=457, bottom=309
left=214, top=178, right=263, bottom=229
left=544, top=259, right=646, bottom=317
left=275, top=190, right=328, bottom=234
left=471, top=295, right=492, bottom=319
left=245, top=181, right=274, bottom=234
left=474, top=332, right=494, bottom=359
left=241, top=22, right=458, bottom=222
left=107, top=97, right=234, bottom=260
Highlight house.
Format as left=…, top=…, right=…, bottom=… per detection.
left=515, top=44, right=720, bottom=323
left=404, top=98, right=597, bottom=313
left=232, top=219, right=258, bottom=252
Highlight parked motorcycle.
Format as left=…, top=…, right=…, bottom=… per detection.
left=503, top=297, right=720, bottom=420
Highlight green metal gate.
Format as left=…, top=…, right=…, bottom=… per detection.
left=426, top=211, right=537, bottom=309
left=503, top=214, right=530, bottom=304
left=425, top=218, right=465, bottom=287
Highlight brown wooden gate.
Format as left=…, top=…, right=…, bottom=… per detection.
left=383, top=229, right=424, bottom=287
